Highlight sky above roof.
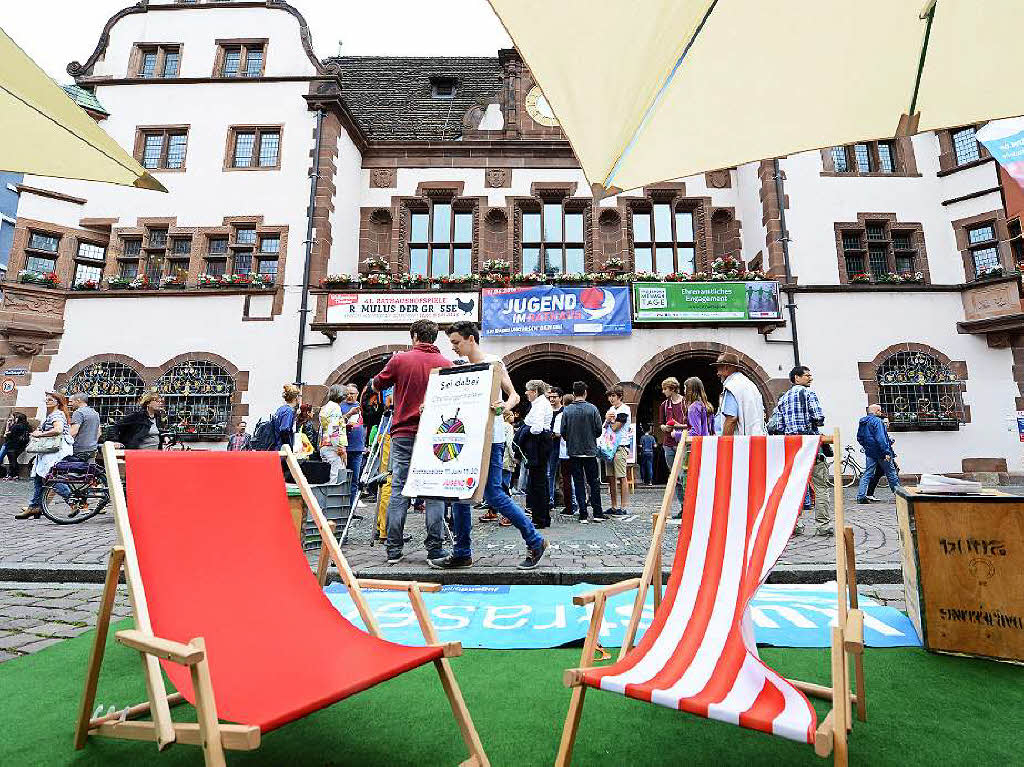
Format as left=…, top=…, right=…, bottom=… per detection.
left=2, top=0, right=512, bottom=82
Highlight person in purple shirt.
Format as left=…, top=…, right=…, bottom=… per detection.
left=683, top=376, right=715, bottom=437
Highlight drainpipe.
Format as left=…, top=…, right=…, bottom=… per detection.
left=295, top=108, right=325, bottom=386
left=773, top=158, right=801, bottom=367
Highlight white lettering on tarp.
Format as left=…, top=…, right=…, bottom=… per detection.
left=751, top=605, right=817, bottom=629
left=794, top=605, right=906, bottom=637
left=432, top=605, right=476, bottom=630
left=483, top=605, right=531, bottom=629
left=534, top=605, right=567, bottom=630
left=375, top=602, right=417, bottom=629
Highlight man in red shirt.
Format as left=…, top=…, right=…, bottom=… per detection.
left=371, top=319, right=452, bottom=564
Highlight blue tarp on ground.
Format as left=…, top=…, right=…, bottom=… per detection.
left=324, top=582, right=920, bottom=650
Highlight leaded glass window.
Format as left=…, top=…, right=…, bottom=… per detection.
left=60, top=362, right=146, bottom=430
left=409, top=202, right=473, bottom=278
left=631, top=204, right=695, bottom=275
left=155, top=361, right=234, bottom=438
left=952, top=126, right=980, bottom=166
left=876, top=351, right=964, bottom=430
left=831, top=146, right=849, bottom=173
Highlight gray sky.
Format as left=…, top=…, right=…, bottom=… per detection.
left=3, top=0, right=512, bottom=82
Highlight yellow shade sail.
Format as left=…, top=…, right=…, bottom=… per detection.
left=488, top=0, right=1024, bottom=195
left=0, top=26, right=165, bottom=191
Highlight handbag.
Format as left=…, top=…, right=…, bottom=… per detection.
left=26, top=435, right=61, bottom=454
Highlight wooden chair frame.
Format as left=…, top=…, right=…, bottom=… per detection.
left=556, top=431, right=867, bottom=767
left=74, top=443, right=489, bottom=767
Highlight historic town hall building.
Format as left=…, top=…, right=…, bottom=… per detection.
left=3, top=0, right=1024, bottom=479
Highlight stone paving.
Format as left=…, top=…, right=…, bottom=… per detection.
left=0, top=478, right=906, bottom=582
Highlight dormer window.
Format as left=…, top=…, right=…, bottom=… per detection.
left=430, top=77, right=458, bottom=99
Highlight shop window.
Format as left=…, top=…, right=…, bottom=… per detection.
left=60, top=362, right=146, bottom=429
left=155, top=360, right=234, bottom=438
left=876, top=351, right=964, bottom=431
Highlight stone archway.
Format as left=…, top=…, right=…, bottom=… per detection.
left=325, top=344, right=411, bottom=390
left=502, top=343, right=619, bottom=390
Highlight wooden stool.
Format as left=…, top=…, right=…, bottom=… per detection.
left=627, top=464, right=637, bottom=494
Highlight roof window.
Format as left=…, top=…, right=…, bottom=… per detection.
left=430, top=77, right=458, bottom=99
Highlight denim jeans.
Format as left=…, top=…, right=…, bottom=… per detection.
left=347, top=450, right=365, bottom=508
left=858, top=454, right=901, bottom=500
left=385, top=436, right=447, bottom=558
left=569, top=456, right=603, bottom=519
left=640, top=453, right=654, bottom=484
left=30, top=474, right=69, bottom=507
left=662, top=445, right=686, bottom=510
left=483, top=444, right=543, bottom=550
left=546, top=444, right=561, bottom=506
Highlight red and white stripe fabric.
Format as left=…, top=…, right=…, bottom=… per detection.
left=583, top=435, right=821, bottom=744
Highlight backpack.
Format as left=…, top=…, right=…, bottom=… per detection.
left=247, top=416, right=277, bottom=451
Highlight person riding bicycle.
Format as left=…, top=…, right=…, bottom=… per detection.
left=68, top=393, right=101, bottom=463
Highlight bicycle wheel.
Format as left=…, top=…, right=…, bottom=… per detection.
left=40, top=483, right=102, bottom=524
left=841, top=457, right=860, bottom=488
left=824, top=457, right=837, bottom=486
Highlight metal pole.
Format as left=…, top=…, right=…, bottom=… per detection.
left=773, top=158, right=801, bottom=366
left=296, top=108, right=325, bottom=386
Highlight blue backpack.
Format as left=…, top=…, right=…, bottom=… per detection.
left=247, top=416, right=278, bottom=451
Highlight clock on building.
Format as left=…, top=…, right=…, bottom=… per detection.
left=525, top=85, right=559, bottom=127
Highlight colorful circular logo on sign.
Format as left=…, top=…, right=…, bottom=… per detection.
left=432, top=410, right=467, bottom=462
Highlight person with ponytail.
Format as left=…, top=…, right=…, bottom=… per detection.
left=683, top=376, right=715, bottom=437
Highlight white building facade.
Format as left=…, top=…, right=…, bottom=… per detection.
left=3, top=0, right=1023, bottom=480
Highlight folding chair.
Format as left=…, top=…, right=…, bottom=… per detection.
left=74, top=443, right=489, bottom=767
left=558, top=433, right=866, bottom=767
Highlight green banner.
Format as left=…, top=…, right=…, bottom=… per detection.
left=632, top=281, right=782, bottom=322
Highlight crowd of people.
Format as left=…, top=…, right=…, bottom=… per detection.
left=4, top=332, right=904, bottom=543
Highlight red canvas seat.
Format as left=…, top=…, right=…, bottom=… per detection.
left=123, top=451, right=443, bottom=732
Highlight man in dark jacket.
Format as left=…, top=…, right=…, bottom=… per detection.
left=856, top=404, right=901, bottom=502
left=560, top=381, right=606, bottom=523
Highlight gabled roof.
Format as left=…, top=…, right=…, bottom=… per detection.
left=327, top=56, right=501, bottom=141
left=61, top=84, right=109, bottom=116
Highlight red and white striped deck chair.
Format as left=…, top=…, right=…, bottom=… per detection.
left=73, top=444, right=489, bottom=767
left=558, top=434, right=867, bottom=767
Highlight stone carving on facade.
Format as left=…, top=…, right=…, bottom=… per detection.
left=8, top=342, right=44, bottom=357
left=3, top=292, right=64, bottom=317
left=369, top=168, right=396, bottom=188
left=485, top=168, right=509, bottom=188
left=705, top=169, right=732, bottom=189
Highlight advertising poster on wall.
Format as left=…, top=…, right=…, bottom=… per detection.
left=481, top=284, right=632, bottom=337
left=403, top=362, right=501, bottom=502
left=326, top=292, right=478, bottom=325
left=632, top=281, right=782, bottom=322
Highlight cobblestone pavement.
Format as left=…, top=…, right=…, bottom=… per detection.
left=0, top=478, right=912, bottom=580
left=0, top=580, right=907, bottom=664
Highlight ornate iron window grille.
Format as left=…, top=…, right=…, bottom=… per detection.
left=876, top=351, right=963, bottom=431
left=60, top=362, right=146, bottom=430
left=154, top=361, right=234, bottom=439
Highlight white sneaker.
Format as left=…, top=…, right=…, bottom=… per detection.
left=865, top=495, right=878, bottom=502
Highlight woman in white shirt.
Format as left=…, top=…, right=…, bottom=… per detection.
left=16, top=392, right=73, bottom=519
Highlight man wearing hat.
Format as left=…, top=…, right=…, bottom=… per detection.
left=713, top=352, right=766, bottom=436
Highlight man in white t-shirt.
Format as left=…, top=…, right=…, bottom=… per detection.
left=603, top=386, right=632, bottom=516
left=439, top=321, right=548, bottom=571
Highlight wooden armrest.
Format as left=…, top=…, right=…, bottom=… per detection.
left=814, top=710, right=835, bottom=757
left=844, top=609, right=864, bottom=653
left=431, top=641, right=463, bottom=658
left=358, top=578, right=442, bottom=593
left=573, top=578, right=642, bottom=606
left=115, top=630, right=204, bottom=666
left=562, top=667, right=602, bottom=688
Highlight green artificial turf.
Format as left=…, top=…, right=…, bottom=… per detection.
left=1, top=619, right=1020, bottom=766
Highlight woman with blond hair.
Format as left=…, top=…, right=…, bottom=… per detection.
left=274, top=384, right=301, bottom=451
left=112, top=391, right=167, bottom=451
left=16, top=392, right=74, bottom=519
left=683, top=376, right=715, bottom=437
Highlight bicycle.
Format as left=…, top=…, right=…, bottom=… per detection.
left=40, top=463, right=111, bottom=525
left=824, top=445, right=862, bottom=488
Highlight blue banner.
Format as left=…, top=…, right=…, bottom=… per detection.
left=481, top=285, right=632, bottom=337
left=324, top=583, right=920, bottom=650
left=978, top=118, right=1024, bottom=191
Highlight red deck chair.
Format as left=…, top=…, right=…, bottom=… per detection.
left=74, top=444, right=489, bottom=767
left=557, top=434, right=867, bottom=767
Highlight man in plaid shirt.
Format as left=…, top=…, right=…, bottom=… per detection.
left=769, top=365, right=833, bottom=536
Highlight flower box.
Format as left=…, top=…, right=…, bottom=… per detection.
left=976, top=265, right=1006, bottom=281
left=850, top=273, right=872, bottom=284
left=320, top=274, right=360, bottom=289
left=551, top=272, right=590, bottom=285
left=482, top=273, right=511, bottom=287
left=72, top=280, right=100, bottom=291
left=17, top=270, right=61, bottom=288
left=511, top=272, right=548, bottom=285
left=362, top=273, right=393, bottom=287
left=362, top=256, right=391, bottom=274
left=198, top=273, right=272, bottom=289
left=106, top=277, right=132, bottom=290
left=603, top=257, right=625, bottom=272
left=437, top=274, right=480, bottom=287
left=592, top=272, right=628, bottom=284
left=394, top=274, right=433, bottom=288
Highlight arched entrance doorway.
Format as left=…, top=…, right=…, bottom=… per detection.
left=503, top=343, right=618, bottom=419
left=635, top=343, right=775, bottom=484
left=326, top=345, right=407, bottom=432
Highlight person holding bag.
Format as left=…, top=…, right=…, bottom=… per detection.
left=2, top=413, right=31, bottom=480
left=16, top=392, right=73, bottom=520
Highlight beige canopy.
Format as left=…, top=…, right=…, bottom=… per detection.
left=488, top=0, right=1023, bottom=195
left=0, top=26, right=164, bottom=191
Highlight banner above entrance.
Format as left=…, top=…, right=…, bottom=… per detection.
left=633, top=281, right=782, bottom=322
left=481, top=284, right=632, bottom=337
left=326, top=292, right=478, bottom=325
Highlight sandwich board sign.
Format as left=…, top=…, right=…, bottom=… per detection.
left=403, top=362, right=501, bottom=502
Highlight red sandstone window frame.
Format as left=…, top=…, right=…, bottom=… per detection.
left=224, top=125, right=283, bottom=171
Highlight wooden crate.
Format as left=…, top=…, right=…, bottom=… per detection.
left=896, top=488, right=1024, bottom=662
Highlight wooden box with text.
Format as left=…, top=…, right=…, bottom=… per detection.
left=896, top=488, right=1024, bottom=662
